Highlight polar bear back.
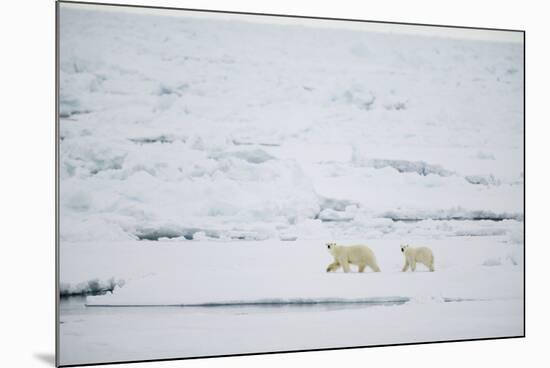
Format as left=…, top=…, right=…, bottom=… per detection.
left=332, top=244, right=376, bottom=263
left=405, top=246, right=433, bottom=263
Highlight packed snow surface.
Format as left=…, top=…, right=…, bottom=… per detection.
left=68, top=238, right=521, bottom=306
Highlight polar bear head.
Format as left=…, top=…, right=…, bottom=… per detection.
left=400, top=244, right=409, bottom=253
left=326, top=242, right=338, bottom=256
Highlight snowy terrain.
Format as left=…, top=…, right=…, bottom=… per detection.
left=58, top=3, right=523, bottom=366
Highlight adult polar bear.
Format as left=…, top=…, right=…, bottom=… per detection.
left=326, top=242, right=381, bottom=273
left=401, top=244, right=435, bottom=272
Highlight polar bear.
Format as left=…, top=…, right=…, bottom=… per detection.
left=326, top=242, right=381, bottom=273
left=400, top=244, right=434, bottom=272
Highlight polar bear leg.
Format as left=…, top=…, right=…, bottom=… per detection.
left=428, top=260, right=434, bottom=272
left=340, top=258, right=351, bottom=273
left=326, top=261, right=341, bottom=272
left=369, top=261, right=381, bottom=272
left=402, top=260, right=409, bottom=272
left=358, top=264, right=366, bottom=273
left=410, top=259, right=417, bottom=272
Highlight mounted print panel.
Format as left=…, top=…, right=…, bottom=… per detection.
left=56, top=1, right=524, bottom=366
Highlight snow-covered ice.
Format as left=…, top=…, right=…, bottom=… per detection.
left=59, top=297, right=522, bottom=365
left=58, top=3, right=523, bottom=366
left=59, top=5, right=523, bottom=244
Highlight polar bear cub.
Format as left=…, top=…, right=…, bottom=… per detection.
left=400, top=244, right=434, bottom=272
left=326, top=242, right=381, bottom=273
